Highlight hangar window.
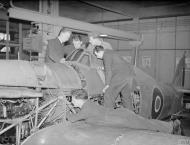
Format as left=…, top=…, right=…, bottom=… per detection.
left=79, top=54, right=90, bottom=66
left=0, top=20, right=21, bottom=60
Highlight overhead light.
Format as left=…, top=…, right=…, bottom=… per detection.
left=100, top=34, right=108, bottom=37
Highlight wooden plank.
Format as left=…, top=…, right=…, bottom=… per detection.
left=0, top=87, right=43, bottom=98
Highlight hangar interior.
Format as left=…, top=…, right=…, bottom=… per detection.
left=0, top=0, right=190, bottom=144
left=0, top=0, right=190, bottom=88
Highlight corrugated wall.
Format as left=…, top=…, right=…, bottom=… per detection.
left=101, top=16, right=190, bottom=89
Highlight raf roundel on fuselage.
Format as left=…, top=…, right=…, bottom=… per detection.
left=151, top=87, right=164, bottom=119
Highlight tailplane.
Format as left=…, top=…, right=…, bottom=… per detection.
left=172, top=52, right=186, bottom=87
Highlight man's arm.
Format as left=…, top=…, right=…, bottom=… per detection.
left=46, top=40, right=58, bottom=62
left=62, top=44, right=75, bottom=58
left=103, top=53, right=112, bottom=86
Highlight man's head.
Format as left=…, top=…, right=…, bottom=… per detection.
left=71, top=89, right=88, bottom=108
left=88, top=32, right=102, bottom=46
left=72, top=35, right=83, bottom=49
left=94, top=45, right=104, bottom=59
left=58, top=28, right=72, bottom=43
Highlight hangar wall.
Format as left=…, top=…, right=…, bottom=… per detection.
left=100, top=16, right=190, bottom=89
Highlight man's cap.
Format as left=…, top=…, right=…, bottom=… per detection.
left=58, top=27, right=72, bottom=36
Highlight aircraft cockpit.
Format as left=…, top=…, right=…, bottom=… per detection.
left=66, top=48, right=104, bottom=70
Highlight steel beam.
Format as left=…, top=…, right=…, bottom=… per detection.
left=81, top=1, right=190, bottom=23
left=79, top=0, right=132, bottom=17
left=80, top=0, right=140, bottom=18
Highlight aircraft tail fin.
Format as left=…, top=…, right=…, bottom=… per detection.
left=172, top=52, right=186, bottom=87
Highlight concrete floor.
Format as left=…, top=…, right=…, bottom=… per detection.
left=182, top=118, right=190, bottom=137
left=180, top=109, right=190, bottom=137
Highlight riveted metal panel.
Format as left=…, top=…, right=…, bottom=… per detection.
left=0, top=60, right=39, bottom=87
left=47, top=63, right=82, bottom=90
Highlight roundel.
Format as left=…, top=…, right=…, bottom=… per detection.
left=151, top=87, right=163, bottom=119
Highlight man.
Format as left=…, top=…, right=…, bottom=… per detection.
left=45, top=28, right=74, bottom=63
left=59, top=35, right=85, bottom=62
left=72, top=34, right=85, bottom=49
left=67, top=89, right=181, bottom=135
left=94, top=45, right=134, bottom=109
left=87, top=32, right=112, bottom=53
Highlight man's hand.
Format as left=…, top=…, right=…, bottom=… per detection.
left=97, top=66, right=104, bottom=70
left=103, top=85, right=109, bottom=93
left=60, top=58, right=65, bottom=63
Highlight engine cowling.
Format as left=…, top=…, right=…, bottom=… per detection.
left=0, top=60, right=82, bottom=90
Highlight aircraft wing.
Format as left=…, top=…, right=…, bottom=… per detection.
left=22, top=122, right=189, bottom=145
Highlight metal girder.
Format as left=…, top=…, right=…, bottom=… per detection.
left=79, top=0, right=134, bottom=18
left=81, top=1, right=190, bottom=23
left=138, top=4, right=190, bottom=19
left=80, top=0, right=140, bottom=18
left=8, top=7, right=140, bottom=41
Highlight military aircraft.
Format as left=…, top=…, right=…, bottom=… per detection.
left=18, top=48, right=189, bottom=145
left=0, top=48, right=187, bottom=144
left=64, top=48, right=185, bottom=120
left=0, top=6, right=189, bottom=145
left=6, top=0, right=188, bottom=121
